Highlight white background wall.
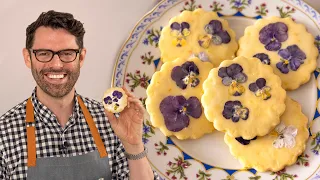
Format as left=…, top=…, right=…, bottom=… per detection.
left=0, top=0, right=157, bottom=115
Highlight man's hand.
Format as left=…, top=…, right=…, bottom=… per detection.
left=104, top=87, right=145, bottom=153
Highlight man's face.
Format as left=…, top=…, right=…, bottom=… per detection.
left=24, top=26, right=85, bottom=98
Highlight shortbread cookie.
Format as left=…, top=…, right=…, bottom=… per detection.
left=237, top=16, right=318, bottom=90
left=201, top=56, right=286, bottom=139
left=103, top=87, right=128, bottom=113
left=159, top=8, right=238, bottom=67
left=146, top=57, right=214, bottom=140
left=224, top=97, right=309, bottom=172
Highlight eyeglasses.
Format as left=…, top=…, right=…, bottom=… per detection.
left=29, top=49, right=81, bottom=63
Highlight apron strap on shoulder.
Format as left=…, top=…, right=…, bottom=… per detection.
left=77, top=96, right=108, bottom=158
left=26, top=98, right=36, bottom=167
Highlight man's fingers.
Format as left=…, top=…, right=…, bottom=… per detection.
left=104, top=109, right=119, bottom=127
left=128, top=97, right=144, bottom=109
left=128, top=98, right=145, bottom=113
left=122, top=86, right=140, bottom=109
left=122, top=86, right=135, bottom=98
left=128, top=97, right=142, bottom=105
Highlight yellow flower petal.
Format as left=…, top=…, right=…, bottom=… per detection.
left=170, top=30, right=180, bottom=37
left=172, top=38, right=179, bottom=46
left=198, top=34, right=212, bottom=49
left=238, top=85, right=245, bottom=93
left=263, top=86, right=271, bottom=92
left=180, top=38, right=187, bottom=47
left=182, top=29, right=190, bottom=37
left=228, top=83, right=245, bottom=95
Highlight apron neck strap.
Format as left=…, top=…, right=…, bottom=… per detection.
left=26, top=96, right=108, bottom=167
left=76, top=96, right=108, bottom=158
left=26, top=98, right=36, bottom=167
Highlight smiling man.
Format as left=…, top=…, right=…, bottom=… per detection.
left=0, top=10, right=158, bottom=180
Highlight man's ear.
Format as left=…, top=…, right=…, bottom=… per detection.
left=23, top=48, right=32, bottom=69
left=79, top=48, right=87, bottom=68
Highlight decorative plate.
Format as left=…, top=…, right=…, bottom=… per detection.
left=112, top=0, right=320, bottom=179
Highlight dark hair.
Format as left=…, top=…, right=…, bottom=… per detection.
left=26, top=10, right=85, bottom=49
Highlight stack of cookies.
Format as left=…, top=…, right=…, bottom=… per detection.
left=146, top=8, right=318, bottom=172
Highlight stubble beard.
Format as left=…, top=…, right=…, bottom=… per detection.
left=31, top=62, right=80, bottom=99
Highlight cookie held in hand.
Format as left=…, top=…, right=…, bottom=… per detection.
left=103, top=87, right=128, bottom=113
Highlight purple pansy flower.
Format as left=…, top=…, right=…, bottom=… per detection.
left=170, top=22, right=191, bottom=47
left=112, top=90, right=123, bottom=99
left=222, top=101, right=249, bottom=122
left=249, top=78, right=271, bottom=100
left=253, top=53, right=271, bottom=65
left=104, top=96, right=112, bottom=105
left=236, top=136, right=257, bottom=145
left=171, top=61, right=200, bottom=89
left=276, top=45, right=306, bottom=74
left=218, top=64, right=247, bottom=96
left=259, top=22, right=288, bottom=51
left=160, top=96, right=202, bottom=132
left=171, top=22, right=190, bottom=34
left=104, top=90, right=123, bottom=111
left=198, top=20, right=231, bottom=48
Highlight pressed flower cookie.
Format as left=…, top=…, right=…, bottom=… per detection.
left=103, top=87, right=128, bottom=113
left=237, top=16, right=318, bottom=90
left=224, top=97, right=309, bottom=172
left=146, top=57, right=214, bottom=140
left=201, top=56, right=286, bottom=139
left=159, top=8, right=238, bottom=67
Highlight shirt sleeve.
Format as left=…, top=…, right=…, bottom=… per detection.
left=0, top=149, right=8, bottom=180
left=111, top=136, right=129, bottom=179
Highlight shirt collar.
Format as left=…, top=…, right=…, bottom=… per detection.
left=31, top=87, right=81, bottom=125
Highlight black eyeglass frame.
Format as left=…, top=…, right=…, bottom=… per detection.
left=29, top=49, right=81, bottom=63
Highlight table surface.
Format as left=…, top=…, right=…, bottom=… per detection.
left=305, top=0, right=320, bottom=12
left=306, top=0, right=320, bottom=11
left=0, top=0, right=319, bottom=115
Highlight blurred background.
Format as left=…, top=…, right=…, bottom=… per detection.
left=0, top=0, right=319, bottom=115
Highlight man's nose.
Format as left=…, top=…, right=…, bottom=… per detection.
left=49, top=54, right=63, bottom=68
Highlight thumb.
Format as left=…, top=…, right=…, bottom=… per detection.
left=104, top=110, right=119, bottom=128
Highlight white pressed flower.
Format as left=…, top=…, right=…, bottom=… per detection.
left=272, top=122, right=298, bottom=149
left=198, top=52, right=209, bottom=62
left=189, top=52, right=210, bottom=62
